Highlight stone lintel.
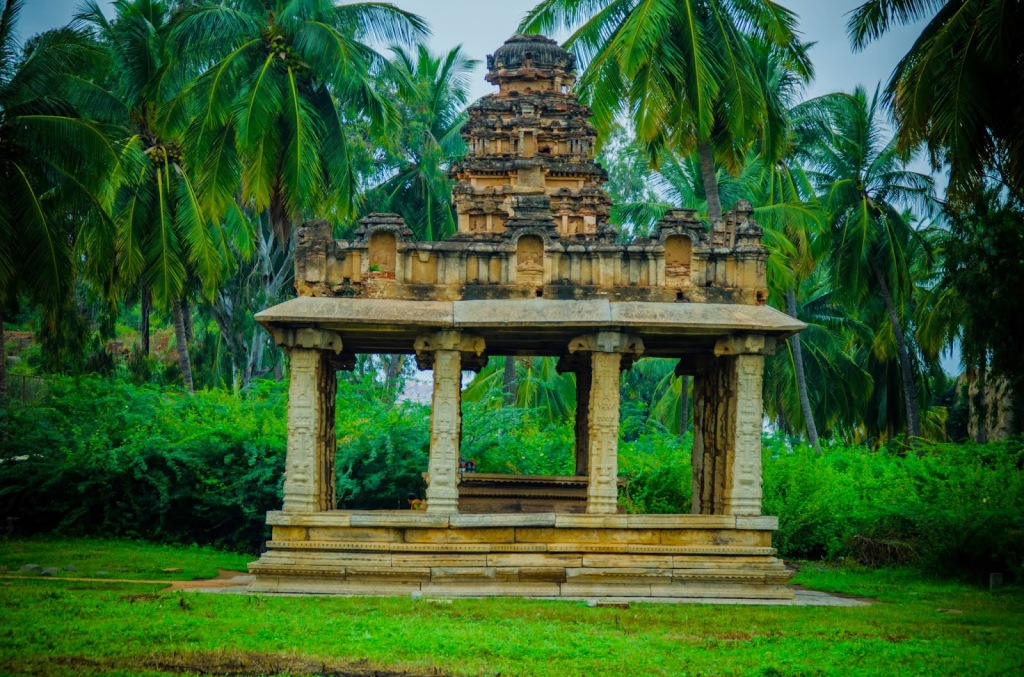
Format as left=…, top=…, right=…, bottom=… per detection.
left=713, top=334, right=776, bottom=356
left=269, top=327, right=344, bottom=354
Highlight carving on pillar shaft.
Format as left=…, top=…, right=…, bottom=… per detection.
left=587, top=351, right=621, bottom=514
left=727, top=354, right=765, bottom=515
left=416, top=331, right=487, bottom=514
left=426, top=349, right=462, bottom=514
left=691, top=335, right=769, bottom=516
left=283, top=348, right=337, bottom=513
left=568, top=332, right=644, bottom=514
left=574, top=362, right=592, bottom=476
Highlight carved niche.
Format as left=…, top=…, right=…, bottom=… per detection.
left=516, top=235, right=545, bottom=286
left=368, top=231, right=397, bottom=274
left=665, top=234, right=693, bottom=280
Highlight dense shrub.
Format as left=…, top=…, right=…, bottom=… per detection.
left=0, top=377, right=287, bottom=552
left=335, top=384, right=430, bottom=510
left=461, top=402, right=573, bottom=476
left=763, top=437, right=1024, bottom=580
left=2, top=376, right=1022, bottom=579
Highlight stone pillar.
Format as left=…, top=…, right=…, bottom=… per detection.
left=283, top=348, right=337, bottom=513
left=415, top=331, right=486, bottom=514
left=558, top=354, right=592, bottom=476
left=569, top=332, right=644, bottom=514
left=690, top=336, right=771, bottom=516
left=727, top=352, right=765, bottom=516
left=574, top=361, right=592, bottom=476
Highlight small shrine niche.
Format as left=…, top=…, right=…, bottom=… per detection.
left=665, top=235, right=693, bottom=278
left=368, top=231, right=397, bottom=274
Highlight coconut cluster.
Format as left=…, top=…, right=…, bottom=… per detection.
left=145, top=142, right=184, bottom=170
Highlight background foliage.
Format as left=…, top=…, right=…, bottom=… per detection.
left=2, top=376, right=1021, bottom=582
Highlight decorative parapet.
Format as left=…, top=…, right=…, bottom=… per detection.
left=292, top=207, right=768, bottom=305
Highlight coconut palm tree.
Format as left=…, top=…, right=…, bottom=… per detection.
left=0, top=0, right=117, bottom=400
left=520, top=0, right=811, bottom=226
left=464, top=357, right=577, bottom=423
left=171, top=0, right=428, bottom=245
left=847, top=0, right=1024, bottom=204
left=75, top=0, right=239, bottom=393
left=795, top=86, right=935, bottom=443
left=363, top=44, right=478, bottom=241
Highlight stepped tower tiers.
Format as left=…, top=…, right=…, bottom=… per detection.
left=248, top=34, right=807, bottom=601
left=452, top=34, right=613, bottom=240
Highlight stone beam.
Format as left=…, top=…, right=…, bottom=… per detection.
left=283, top=348, right=337, bottom=513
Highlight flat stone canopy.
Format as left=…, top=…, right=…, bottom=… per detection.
left=256, top=297, right=805, bottom=356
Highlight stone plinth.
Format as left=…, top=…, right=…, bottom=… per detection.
left=248, top=512, right=793, bottom=599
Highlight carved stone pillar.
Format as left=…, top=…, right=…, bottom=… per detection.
left=574, top=361, right=592, bottom=476
left=556, top=354, right=592, bottom=476
left=690, top=336, right=771, bottom=516
left=728, top=352, right=765, bottom=515
left=415, top=331, right=486, bottom=514
left=283, top=348, right=337, bottom=513
left=569, top=332, right=644, bottom=514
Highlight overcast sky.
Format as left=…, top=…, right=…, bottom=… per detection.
left=20, top=0, right=928, bottom=104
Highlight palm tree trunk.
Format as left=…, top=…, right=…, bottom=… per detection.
left=269, top=186, right=291, bottom=245
left=385, top=354, right=406, bottom=399
left=872, top=262, right=920, bottom=442
left=679, top=374, right=689, bottom=435
left=697, top=139, right=723, bottom=225
left=173, top=298, right=194, bottom=393
left=975, top=357, right=988, bottom=444
left=182, top=299, right=194, bottom=343
left=139, top=284, right=151, bottom=355
left=786, top=288, right=821, bottom=452
left=0, top=307, right=7, bottom=404
left=503, top=356, right=516, bottom=405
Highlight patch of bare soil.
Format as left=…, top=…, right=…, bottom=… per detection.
left=164, top=569, right=251, bottom=591
left=10, top=652, right=448, bottom=676
left=789, top=584, right=879, bottom=604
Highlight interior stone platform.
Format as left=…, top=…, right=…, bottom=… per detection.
left=248, top=512, right=793, bottom=599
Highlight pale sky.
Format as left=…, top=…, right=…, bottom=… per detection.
left=21, top=0, right=929, bottom=104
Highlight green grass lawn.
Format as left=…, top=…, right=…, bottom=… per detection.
left=1, top=538, right=1021, bottom=676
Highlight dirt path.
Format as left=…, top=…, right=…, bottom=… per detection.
left=0, top=568, right=252, bottom=592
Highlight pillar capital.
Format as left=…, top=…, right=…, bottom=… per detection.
left=414, top=330, right=486, bottom=370
left=568, top=331, right=644, bottom=356
left=269, top=326, right=344, bottom=354
left=713, top=334, right=775, bottom=357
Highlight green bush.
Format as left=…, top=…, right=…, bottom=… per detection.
left=619, top=427, right=691, bottom=514
left=0, top=377, right=288, bottom=552
left=763, top=437, right=1024, bottom=580
left=3, top=376, right=1022, bottom=580
left=334, top=379, right=430, bottom=509
left=461, top=401, right=573, bottom=476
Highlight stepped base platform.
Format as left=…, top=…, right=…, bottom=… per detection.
left=248, top=512, right=794, bottom=599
